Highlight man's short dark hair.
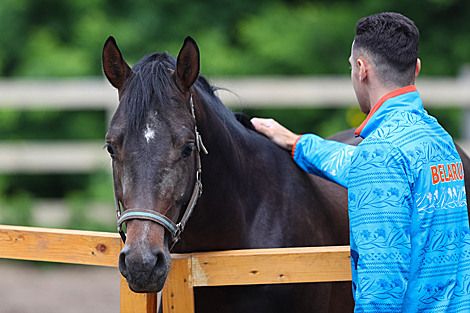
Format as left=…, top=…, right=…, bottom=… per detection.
left=353, top=12, right=419, bottom=87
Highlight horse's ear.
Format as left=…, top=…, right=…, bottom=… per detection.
left=175, top=36, right=200, bottom=91
left=102, top=36, right=132, bottom=90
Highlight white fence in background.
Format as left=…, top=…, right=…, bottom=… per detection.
left=0, top=76, right=469, bottom=173
left=2, top=76, right=470, bottom=109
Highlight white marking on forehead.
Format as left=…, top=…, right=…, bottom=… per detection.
left=144, top=124, right=155, bottom=143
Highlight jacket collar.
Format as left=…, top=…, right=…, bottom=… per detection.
left=355, top=85, right=422, bottom=138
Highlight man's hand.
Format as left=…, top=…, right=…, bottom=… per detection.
left=251, top=118, right=301, bottom=151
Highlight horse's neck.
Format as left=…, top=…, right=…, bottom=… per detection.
left=176, top=95, right=249, bottom=251
left=198, top=95, right=247, bottom=200
left=178, top=95, right=349, bottom=252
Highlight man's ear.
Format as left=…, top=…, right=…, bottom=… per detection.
left=357, top=58, right=368, bottom=83
left=415, top=58, right=421, bottom=78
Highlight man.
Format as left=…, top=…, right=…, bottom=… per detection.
left=252, top=12, right=470, bottom=312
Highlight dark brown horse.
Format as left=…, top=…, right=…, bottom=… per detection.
left=102, top=36, right=470, bottom=312
left=102, top=36, right=353, bottom=312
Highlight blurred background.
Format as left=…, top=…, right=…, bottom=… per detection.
left=0, top=0, right=469, bottom=311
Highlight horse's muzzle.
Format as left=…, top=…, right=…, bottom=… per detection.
left=119, top=244, right=170, bottom=293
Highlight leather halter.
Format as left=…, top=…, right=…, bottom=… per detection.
left=116, top=94, right=208, bottom=248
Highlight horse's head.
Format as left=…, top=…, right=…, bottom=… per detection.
left=102, top=36, right=203, bottom=292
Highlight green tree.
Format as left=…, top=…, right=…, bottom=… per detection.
left=1, top=0, right=469, bottom=77
left=0, top=0, right=467, bottom=230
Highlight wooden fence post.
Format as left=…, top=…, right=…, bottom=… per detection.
left=120, top=276, right=159, bottom=312
left=162, top=255, right=194, bottom=313
left=119, top=241, right=159, bottom=313
left=120, top=276, right=149, bottom=312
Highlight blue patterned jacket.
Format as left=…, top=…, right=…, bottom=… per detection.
left=293, top=85, right=470, bottom=312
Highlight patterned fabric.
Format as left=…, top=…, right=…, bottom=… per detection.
left=292, top=134, right=354, bottom=188
left=293, top=85, right=470, bottom=312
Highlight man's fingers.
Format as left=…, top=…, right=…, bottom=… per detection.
left=251, top=118, right=275, bottom=130
left=251, top=118, right=265, bottom=131
left=250, top=117, right=298, bottom=151
left=250, top=117, right=261, bottom=129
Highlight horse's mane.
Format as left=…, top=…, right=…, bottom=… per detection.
left=121, top=51, right=247, bottom=135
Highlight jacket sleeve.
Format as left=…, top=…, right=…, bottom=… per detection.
left=292, top=134, right=355, bottom=188
left=348, top=141, right=412, bottom=311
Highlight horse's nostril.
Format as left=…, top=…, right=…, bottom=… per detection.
left=119, top=247, right=130, bottom=278
left=153, top=248, right=167, bottom=277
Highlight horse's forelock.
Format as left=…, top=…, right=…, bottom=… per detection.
left=119, top=52, right=222, bottom=135
left=121, top=53, right=177, bottom=134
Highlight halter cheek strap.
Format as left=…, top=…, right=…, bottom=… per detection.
left=116, top=94, right=208, bottom=248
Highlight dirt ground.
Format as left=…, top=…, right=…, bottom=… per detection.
left=0, top=259, right=120, bottom=313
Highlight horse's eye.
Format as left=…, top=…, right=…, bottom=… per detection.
left=181, top=145, right=194, bottom=158
left=105, top=144, right=116, bottom=159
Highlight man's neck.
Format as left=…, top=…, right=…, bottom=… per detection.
left=367, top=84, right=402, bottom=112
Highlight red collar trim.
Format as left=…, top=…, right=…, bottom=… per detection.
left=354, top=85, right=418, bottom=136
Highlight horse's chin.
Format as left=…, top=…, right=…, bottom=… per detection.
left=126, top=274, right=168, bottom=293
left=128, top=282, right=164, bottom=294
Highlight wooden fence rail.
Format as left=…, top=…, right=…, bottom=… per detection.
left=0, top=225, right=351, bottom=312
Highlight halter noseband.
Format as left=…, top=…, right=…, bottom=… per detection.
left=116, top=94, right=208, bottom=249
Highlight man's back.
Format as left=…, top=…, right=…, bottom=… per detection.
left=350, top=88, right=470, bottom=312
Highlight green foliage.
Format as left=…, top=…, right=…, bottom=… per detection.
left=1, top=0, right=470, bottom=76
left=0, top=110, right=106, bottom=140
left=0, top=171, right=115, bottom=231
left=0, top=165, right=33, bottom=226
left=0, top=191, right=33, bottom=226
left=63, top=170, right=115, bottom=231
left=0, top=0, right=467, bottom=231
left=236, top=3, right=356, bottom=75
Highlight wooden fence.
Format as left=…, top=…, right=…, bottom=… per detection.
left=0, top=224, right=351, bottom=312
